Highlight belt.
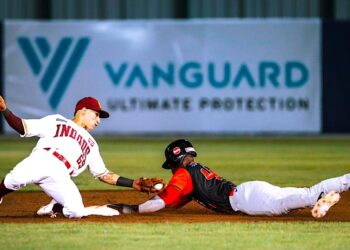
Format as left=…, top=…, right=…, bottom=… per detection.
left=44, top=148, right=73, bottom=175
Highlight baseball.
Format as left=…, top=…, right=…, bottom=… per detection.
left=154, top=183, right=164, bottom=190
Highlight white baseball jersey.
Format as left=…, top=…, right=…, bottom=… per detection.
left=22, top=114, right=108, bottom=177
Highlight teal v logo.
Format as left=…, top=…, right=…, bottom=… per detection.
left=17, top=37, right=90, bottom=109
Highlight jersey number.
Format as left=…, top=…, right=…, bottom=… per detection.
left=200, top=167, right=222, bottom=181
left=76, top=153, right=86, bottom=169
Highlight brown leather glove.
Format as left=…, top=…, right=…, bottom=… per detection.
left=138, top=177, right=166, bottom=194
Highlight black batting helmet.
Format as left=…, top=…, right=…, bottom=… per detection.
left=162, top=139, right=197, bottom=169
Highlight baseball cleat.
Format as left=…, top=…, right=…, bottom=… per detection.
left=36, top=200, right=58, bottom=217
left=311, top=191, right=340, bottom=219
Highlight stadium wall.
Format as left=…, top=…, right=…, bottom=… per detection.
left=1, top=19, right=350, bottom=134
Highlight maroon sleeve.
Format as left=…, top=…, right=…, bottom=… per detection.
left=2, top=109, right=25, bottom=135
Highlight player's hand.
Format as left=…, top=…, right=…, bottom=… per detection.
left=0, top=96, right=7, bottom=112
left=132, top=178, right=142, bottom=191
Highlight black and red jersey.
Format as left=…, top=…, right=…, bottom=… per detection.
left=159, top=162, right=236, bottom=213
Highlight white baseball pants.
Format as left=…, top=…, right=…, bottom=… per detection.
left=229, top=174, right=350, bottom=216
left=4, top=149, right=86, bottom=218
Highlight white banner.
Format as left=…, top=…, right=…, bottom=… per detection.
left=4, top=19, right=321, bottom=134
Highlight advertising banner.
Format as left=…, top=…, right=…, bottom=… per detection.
left=4, top=19, right=321, bottom=134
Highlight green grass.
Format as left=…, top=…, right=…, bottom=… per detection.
left=1, top=136, right=349, bottom=190
left=1, top=222, right=350, bottom=250
left=1, top=136, right=350, bottom=249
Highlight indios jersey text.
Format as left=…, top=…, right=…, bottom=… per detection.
left=54, top=124, right=91, bottom=168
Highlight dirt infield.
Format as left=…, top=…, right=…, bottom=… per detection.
left=1, top=190, right=349, bottom=223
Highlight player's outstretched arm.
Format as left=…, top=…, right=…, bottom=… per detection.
left=108, top=195, right=166, bottom=214
left=98, top=171, right=145, bottom=191
left=98, top=172, right=133, bottom=187
left=98, top=172, right=165, bottom=193
left=0, top=96, right=25, bottom=135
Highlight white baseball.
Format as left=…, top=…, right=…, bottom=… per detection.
left=154, top=183, right=164, bottom=190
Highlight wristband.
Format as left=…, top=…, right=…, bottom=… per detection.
left=116, top=176, right=134, bottom=188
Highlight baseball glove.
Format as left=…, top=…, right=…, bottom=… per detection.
left=138, top=177, right=166, bottom=194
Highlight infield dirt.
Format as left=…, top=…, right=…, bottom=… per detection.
left=1, top=190, right=349, bottom=223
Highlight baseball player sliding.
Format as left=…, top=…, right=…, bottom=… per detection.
left=0, top=95, right=163, bottom=218
left=108, top=139, right=349, bottom=219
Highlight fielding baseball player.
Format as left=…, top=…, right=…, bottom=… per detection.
left=0, top=95, right=163, bottom=218
left=108, top=139, right=349, bottom=219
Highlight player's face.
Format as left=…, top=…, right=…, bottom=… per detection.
left=170, top=155, right=195, bottom=173
left=181, top=155, right=194, bottom=167
left=83, top=109, right=101, bottom=131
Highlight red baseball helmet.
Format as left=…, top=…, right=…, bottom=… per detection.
left=75, top=97, right=109, bottom=118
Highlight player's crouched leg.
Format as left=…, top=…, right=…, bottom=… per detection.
left=62, top=203, right=119, bottom=218
left=37, top=201, right=86, bottom=218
